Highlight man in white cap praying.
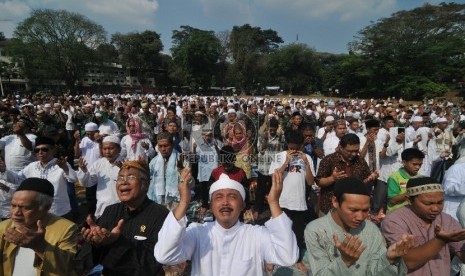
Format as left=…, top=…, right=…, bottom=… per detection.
left=77, top=135, right=123, bottom=218
left=154, top=171, right=298, bottom=275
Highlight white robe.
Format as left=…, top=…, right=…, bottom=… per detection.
left=154, top=212, right=298, bottom=276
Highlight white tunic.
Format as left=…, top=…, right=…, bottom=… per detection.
left=77, top=157, right=122, bottom=218
left=0, top=134, right=37, bottom=172
left=120, top=135, right=155, bottom=162
left=4, top=159, right=76, bottom=216
left=442, top=162, right=465, bottom=220
left=154, top=212, right=298, bottom=276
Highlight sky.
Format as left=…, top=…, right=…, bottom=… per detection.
left=0, top=0, right=457, bottom=55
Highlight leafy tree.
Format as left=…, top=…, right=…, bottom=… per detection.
left=261, top=43, right=321, bottom=94
left=229, top=24, right=283, bottom=91
left=0, top=32, right=5, bottom=41
left=8, top=9, right=106, bottom=91
left=350, top=2, right=465, bottom=99
left=170, top=25, right=221, bottom=89
left=111, top=30, right=163, bottom=90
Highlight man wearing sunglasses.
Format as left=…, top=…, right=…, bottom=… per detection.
left=0, top=137, right=77, bottom=219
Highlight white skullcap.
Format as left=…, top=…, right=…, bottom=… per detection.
left=195, top=111, right=204, bottom=116
left=353, top=112, right=361, bottom=119
left=227, top=109, right=236, bottom=114
left=305, top=109, right=313, bottom=116
left=412, top=116, right=423, bottom=122
left=345, top=111, right=353, bottom=117
left=437, top=117, right=448, bottom=123
left=209, top=174, right=245, bottom=200
left=44, top=103, right=51, bottom=108
left=84, top=122, right=98, bottom=132
left=460, top=115, right=465, bottom=121
left=326, top=109, right=334, bottom=115
left=102, top=135, right=120, bottom=145
left=368, top=109, right=375, bottom=115
left=324, top=116, right=335, bottom=123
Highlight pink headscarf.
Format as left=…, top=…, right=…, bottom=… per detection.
left=126, top=117, right=149, bottom=152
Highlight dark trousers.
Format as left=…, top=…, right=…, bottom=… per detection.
left=282, top=208, right=317, bottom=261
left=371, top=180, right=387, bottom=214
left=200, top=181, right=210, bottom=208
left=86, top=185, right=97, bottom=215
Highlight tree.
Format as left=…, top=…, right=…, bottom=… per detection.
left=8, top=9, right=106, bottom=91
left=261, top=43, right=321, bottom=94
left=229, top=24, right=283, bottom=91
left=111, top=30, right=163, bottom=90
left=0, top=32, right=5, bottom=41
left=350, top=2, right=465, bottom=98
left=170, top=25, right=221, bottom=89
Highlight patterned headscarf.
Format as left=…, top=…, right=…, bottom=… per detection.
left=126, top=117, right=149, bottom=152
left=121, top=159, right=150, bottom=179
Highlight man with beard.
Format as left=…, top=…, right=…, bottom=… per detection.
left=382, top=177, right=465, bottom=275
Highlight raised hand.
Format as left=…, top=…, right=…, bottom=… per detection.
left=386, top=234, right=415, bottom=261
left=78, top=157, right=88, bottom=173
left=268, top=170, right=284, bottom=218
left=174, top=167, right=192, bottom=220
left=333, top=233, right=366, bottom=267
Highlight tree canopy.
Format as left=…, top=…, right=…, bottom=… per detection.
left=9, top=9, right=106, bottom=91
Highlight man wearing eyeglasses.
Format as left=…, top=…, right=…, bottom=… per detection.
left=0, top=136, right=77, bottom=219
left=82, top=159, right=169, bottom=276
left=316, top=134, right=377, bottom=215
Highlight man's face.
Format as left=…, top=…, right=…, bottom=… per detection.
left=340, top=144, right=360, bottom=161
left=116, top=167, right=148, bottom=207
left=158, top=139, right=173, bottom=158
left=211, top=188, right=245, bottom=229
left=102, top=142, right=120, bottom=160
left=437, top=122, right=448, bottom=131
left=294, top=115, right=303, bottom=125
left=332, top=194, right=370, bottom=230
left=86, top=131, right=97, bottom=140
left=403, top=158, right=423, bottom=176
left=367, top=127, right=380, bottom=136
left=34, top=144, right=55, bottom=163
left=227, top=113, right=236, bottom=122
left=412, top=121, right=422, bottom=130
left=349, top=121, right=359, bottom=131
left=409, top=192, right=444, bottom=223
left=303, top=129, right=314, bottom=145
left=334, top=123, right=347, bottom=138
left=10, top=191, right=48, bottom=229
left=167, top=122, right=177, bottom=134
left=269, top=127, right=277, bottom=138
left=384, top=120, right=395, bottom=129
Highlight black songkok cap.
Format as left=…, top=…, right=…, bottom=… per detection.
left=16, top=178, right=54, bottom=197
left=334, top=177, right=370, bottom=196
left=291, top=111, right=301, bottom=118
left=365, top=119, right=380, bottom=129
left=406, top=177, right=443, bottom=196
left=35, top=136, right=56, bottom=147
left=18, top=116, right=34, bottom=129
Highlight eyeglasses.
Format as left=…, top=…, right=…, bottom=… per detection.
left=116, top=175, right=147, bottom=183
left=34, top=147, right=50, bottom=153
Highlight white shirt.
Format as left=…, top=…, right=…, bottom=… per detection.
left=77, top=157, right=122, bottom=218
left=0, top=176, right=17, bottom=218
left=5, top=159, right=75, bottom=216
left=12, top=247, right=36, bottom=276
left=195, top=139, right=220, bottom=182
left=0, top=134, right=37, bottom=172
left=79, top=137, right=100, bottom=166
left=120, top=135, right=155, bottom=162
left=269, top=151, right=316, bottom=211
left=98, top=119, right=120, bottom=136
left=154, top=212, right=298, bottom=276
left=442, top=162, right=465, bottom=220
left=323, top=136, right=340, bottom=156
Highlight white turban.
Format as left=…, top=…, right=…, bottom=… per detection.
left=84, top=122, right=98, bottom=132
left=102, top=135, right=120, bottom=145
left=209, top=174, right=245, bottom=200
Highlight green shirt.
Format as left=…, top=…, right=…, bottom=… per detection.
left=387, top=168, right=411, bottom=213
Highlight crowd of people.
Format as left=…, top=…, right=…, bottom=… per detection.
left=0, top=92, right=464, bottom=275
